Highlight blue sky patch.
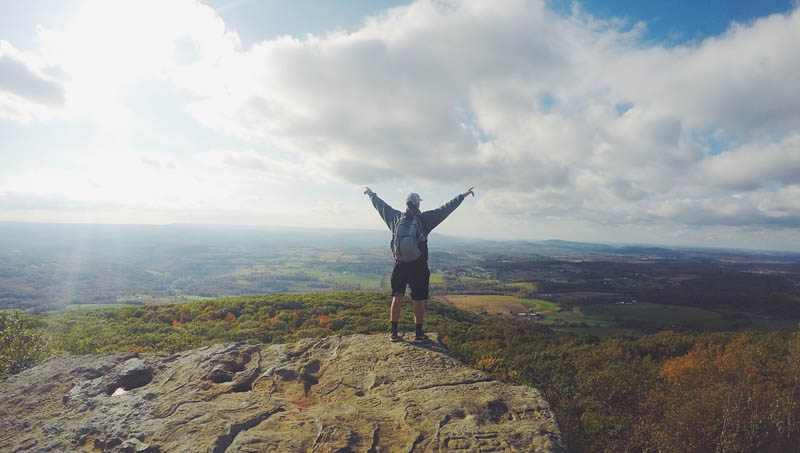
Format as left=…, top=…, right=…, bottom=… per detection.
left=548, top=0, right=795, bottom=44
left=456, top=99, right=491, bottom=143
left=539, top=93, right=557, bottom=113
left=692, top=129, right=740, bottom=156
left=614, top=102, right=634, bottom=117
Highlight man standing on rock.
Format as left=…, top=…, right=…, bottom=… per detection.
left=364, top=186, right=475, bottom=342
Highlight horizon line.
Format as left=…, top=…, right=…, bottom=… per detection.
left=1, top=220, right=798, bottom=255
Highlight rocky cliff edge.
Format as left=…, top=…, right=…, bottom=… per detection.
left=0, top=334, right=564, bottom=452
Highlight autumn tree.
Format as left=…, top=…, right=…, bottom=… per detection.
left=0, top=311, right=47, bottom=379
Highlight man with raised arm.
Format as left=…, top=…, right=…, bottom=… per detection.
left=364, top=186, right=475, bottom=342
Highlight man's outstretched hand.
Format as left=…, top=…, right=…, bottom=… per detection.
left=462, top=186, right=475, bottom=197
left=363, top=187, right=375, bottom=196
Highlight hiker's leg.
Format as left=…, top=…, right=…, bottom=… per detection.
left=412, top=299, right=424, bottom=325
left=389, top=263, right=409, bottom=339
left=409, top=262, right=430, bottom=338
left=391, top=293, right=404, bottom=322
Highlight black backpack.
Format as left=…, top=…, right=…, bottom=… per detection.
left=392, top=213, right=426, bottom=262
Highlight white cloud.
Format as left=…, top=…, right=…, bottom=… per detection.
left=0, top=40, right=66, bottom=122
left=196, top=148, right=314, bottom=182
left=179, top=0, right=800, bottom=230
left=699, top=134, right=800, bottom=190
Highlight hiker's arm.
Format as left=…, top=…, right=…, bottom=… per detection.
left=421, top=189, right=472, bottom=232
left=365, top=188, right=400, bottom=230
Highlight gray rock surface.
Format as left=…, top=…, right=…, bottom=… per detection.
left=0, top=334, right=564, bottom=452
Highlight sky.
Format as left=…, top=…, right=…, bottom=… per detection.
left=1, top=0, right=799, bottom=251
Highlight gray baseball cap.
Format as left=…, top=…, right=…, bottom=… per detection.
left=406, top=192, right=422, bottom=206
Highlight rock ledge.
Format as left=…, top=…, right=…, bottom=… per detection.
left=1, top=334, right=564, bottom=452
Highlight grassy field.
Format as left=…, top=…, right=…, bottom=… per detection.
left=307, top=270, right=384, bottom=290
left=430, top=272, right=446, bottom=285
left=115, top=295, right=213, bottom=306
left=442, top=294, right=788, bottom=334
left=506, top=282, right=537, bottom=291
left=224, top=264, right=387, bottom=291
left=541, top=302, right=765, bottom=332
left=66, top=303, right=130, bottom=311
left=554, top=326, right=643, bottom=335
left=581, top=303, right=722, bottom=328
left=458, top=275, right=501, bottom=285
left=445, top=294, right=558, bottom=315
left=515, top=297, right=558, bottom=312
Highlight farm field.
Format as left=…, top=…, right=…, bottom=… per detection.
left=216, top=263, right=389, bottom=292
left=445, top=294, right=558, bottom=315
left=115, top=295, right=213, bottom=306
left=582, top=303, right=721, bottom=325
left=458, top=275, right=501, bottom=285
left=308, top=270, right=384, bottom=290
left=66, top=303, right=130, bottom=311
left=542, top=302, right=788, bottom=333
left=545, top=291, right=620, bottom=304
left=442, top=294, right=796, bottom=335
left=506, top=281, right=537, bottom=291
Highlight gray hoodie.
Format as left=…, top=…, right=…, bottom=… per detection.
left=368, top=192, right=466, bottom=261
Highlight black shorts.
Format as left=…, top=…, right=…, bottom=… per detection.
left=390, top=259, right=430, bottom=300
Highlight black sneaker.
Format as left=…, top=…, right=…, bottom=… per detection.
left=389, top=333, right=402, bottom=342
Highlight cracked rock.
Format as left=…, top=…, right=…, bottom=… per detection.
left=0, top=334, right=564, bottom=452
